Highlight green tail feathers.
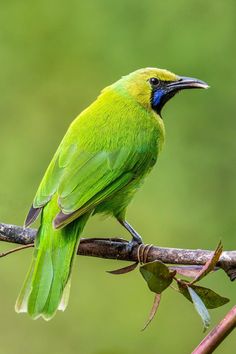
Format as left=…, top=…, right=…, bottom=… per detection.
left=15, top=200, right=90, bottom=320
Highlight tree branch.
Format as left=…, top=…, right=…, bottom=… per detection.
left=0, top=222, right=235, bottom=280
left=192, top=306, right=236, bottom=354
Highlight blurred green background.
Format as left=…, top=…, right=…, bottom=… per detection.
left=0, top=0, right=235, bottom=353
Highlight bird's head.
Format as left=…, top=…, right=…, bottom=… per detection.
left=114, top=67, right=209, bottom=116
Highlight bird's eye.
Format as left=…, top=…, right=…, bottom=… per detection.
left=149, top=77, right=160, bottom=87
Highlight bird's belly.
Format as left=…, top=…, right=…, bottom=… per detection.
left=93, top=167, right=151, bottom=219
left=92, top=116, right=161, bottom=219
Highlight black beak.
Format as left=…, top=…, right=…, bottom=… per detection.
left=167, top=76, right=209, bottom=91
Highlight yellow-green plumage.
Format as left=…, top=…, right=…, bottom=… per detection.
left=15, top=68, right=208, bottom=319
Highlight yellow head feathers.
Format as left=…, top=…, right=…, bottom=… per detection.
left=109, top=67, right=208, bottom=114
left=113, top=67, right=179, bottom=111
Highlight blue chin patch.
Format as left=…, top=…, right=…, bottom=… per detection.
left=152, top=89, right=165, bottom=107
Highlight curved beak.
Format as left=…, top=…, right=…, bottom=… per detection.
left=167, top=76, right=209, bottom=91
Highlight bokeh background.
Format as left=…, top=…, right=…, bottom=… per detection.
left=0, top=1, right=235, bottom=353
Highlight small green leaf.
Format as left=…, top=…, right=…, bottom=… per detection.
left=193, top=286, right=229, bottom=309
left=178, top=282, right=230, bottom=309
left=140, top=261, right=175, bottom=294
left=188, top=286, right=211, bottom=331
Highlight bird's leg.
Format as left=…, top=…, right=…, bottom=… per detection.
left=117, top=219, right=143, bottom=245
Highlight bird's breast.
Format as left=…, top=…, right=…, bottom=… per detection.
left=70, top=90, right=165, bottom=156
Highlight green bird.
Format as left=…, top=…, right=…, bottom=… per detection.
left=15, top=67, right=208, bottom=320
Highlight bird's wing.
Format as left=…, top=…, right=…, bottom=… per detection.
left=28, top=142, right=152, bottom=228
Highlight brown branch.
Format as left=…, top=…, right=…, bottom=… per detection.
left=0, top=243, right=34, bottom=257
left=192, top=306, right=236, bottom=354
left=0, top=222, right=235, bottom=280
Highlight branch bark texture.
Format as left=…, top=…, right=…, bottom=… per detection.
left=0, top=222, right=235, bottom=280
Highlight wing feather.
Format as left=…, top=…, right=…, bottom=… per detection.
left=28, top=139, right=150, bottom=228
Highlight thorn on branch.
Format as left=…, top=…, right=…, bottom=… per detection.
left=0, top=244, right=34, bottom=258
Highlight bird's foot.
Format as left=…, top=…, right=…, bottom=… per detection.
left=125, top=240, right=153, bottom=265
left=125, top=235, right=144, bottom=255
left=131, top=232, right=143, bottom=245
left=117, top=219, right=143, bottom=245
left=125, top=239, right=138, bottom=254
